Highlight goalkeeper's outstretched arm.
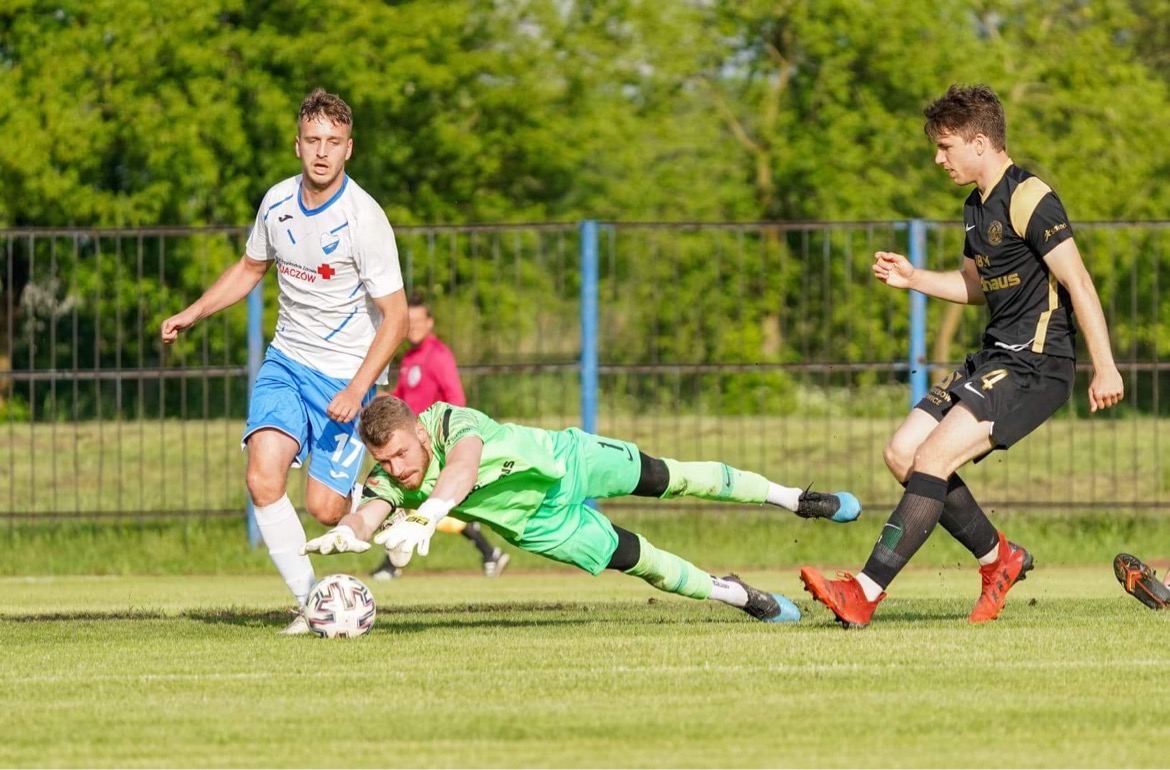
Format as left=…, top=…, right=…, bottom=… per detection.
left=300, top=498, right=395, bottom=556
left=339, top=499, right=395, bottom=541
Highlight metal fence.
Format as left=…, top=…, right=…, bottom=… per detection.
left=2, top=221, right=1167, bottom=522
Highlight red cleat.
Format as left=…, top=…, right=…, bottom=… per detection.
left=969, top=531, right=1034, bottom=623
left=799, top=567, right=885, bottom=628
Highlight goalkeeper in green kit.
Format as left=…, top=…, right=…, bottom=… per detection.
left=302, top=394, right=862, bottom=623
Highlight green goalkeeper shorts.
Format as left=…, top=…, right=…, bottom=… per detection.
left=515, top=428, right=643, bottom=575
left=548, top=427, right=643, bottom=503
left=519, top=500, right=618, bottom=575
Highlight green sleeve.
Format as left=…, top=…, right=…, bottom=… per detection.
left=360, top=465, right=405, bottom=510
left=422, top=404, right=496, bottom=459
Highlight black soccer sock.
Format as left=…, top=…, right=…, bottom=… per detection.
left=606, top=526, right=642, bottom=572
left=863, top=472, right=948, bottom=589
left=938, top=473, right=999, bottom=559
left=460, top=522, right=496, bottom=560
left=896, top=474, right=1000, bottom=563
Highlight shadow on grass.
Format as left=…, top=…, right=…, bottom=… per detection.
left=1, top=610, right=170, bottom=622
left=188, top=602, right=604, bottom=633
left=2, top=600, right=812, bottom=630
left=795, top=604, right=972, bottom=627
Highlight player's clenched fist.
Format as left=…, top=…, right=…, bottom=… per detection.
left=161, top=308, right=200, bottom=344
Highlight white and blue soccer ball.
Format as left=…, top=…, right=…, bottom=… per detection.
left=304, top=574, right=376, bottom=639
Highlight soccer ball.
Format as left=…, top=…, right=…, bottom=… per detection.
left=304, top=574, right=376, bottom=639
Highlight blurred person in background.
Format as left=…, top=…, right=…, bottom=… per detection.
left=162, top=89, right=408, bottom=635
left=370, top=289, right=509, bottom=581
left=801, top=83, right=1124, bottom=628
left=302, top=394, right=863, bottom=624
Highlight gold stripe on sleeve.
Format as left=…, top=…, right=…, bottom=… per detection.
left=1010, top=176, right=1053, bottom=238
left=1031, top=272, right=1059, bottom=354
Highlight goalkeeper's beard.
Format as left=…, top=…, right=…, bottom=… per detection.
left=398, top=440, right=433, bottom=491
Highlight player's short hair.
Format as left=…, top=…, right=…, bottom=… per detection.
left=298, top=88, right=352, bottom=132
left=407, top=289, right=430, bottom=312
left=359, top=395, right=417, bottom=447
left=923, top=84, right=1006, bottom=151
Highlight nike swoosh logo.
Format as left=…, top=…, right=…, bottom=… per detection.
left=965, top=224, right=976, bottom=231
left=328, top=470, right=349, bottom=479
left=963, top=382, right=987, bottom=399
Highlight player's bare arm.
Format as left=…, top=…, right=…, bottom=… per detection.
left=299, top=497, right=394, bottom=556
left=326, top=288, right=409, bottom=423
left=371, top=434, right=485, bottom=566
left=873, top=251, right=985, bottom=305
left=161, top=256, right=271, bottom=343
left=341, top=498, right=394, bottom=541
left=430, top=435, right=486, bottom=505
left=1042, top=238, right=1124, bottom=412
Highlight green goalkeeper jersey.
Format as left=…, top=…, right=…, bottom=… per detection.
left=359, top=403, right=568, bottom=541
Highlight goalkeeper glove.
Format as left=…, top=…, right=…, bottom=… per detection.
left=300, top=524, right=371, bottom=556
left=373, top=498, right=454, bottom=567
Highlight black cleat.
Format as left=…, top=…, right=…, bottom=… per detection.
left=795, top=490, right=861, bottom=523
left=1114, top=553, right=1170, bottom=610
left=720, top=574, right=801, bottom=623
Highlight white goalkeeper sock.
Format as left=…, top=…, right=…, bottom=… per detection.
left=254, top=495, right=316, bottom=608
left=708, top=576, right=750, bottom=608
left=765, top=482, right=802, bottom=512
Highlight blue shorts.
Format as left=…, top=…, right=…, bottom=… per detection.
left=242, top=346, right=376, bottom=496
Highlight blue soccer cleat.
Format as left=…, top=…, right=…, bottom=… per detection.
left=722, top=574, right=801, bottom=623
left=766, top=593, right=803, bottom=623
left=796, top=489, right=861, bottom=523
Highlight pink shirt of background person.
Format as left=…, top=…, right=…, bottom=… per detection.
left=391, top=294, right=465, bottom=413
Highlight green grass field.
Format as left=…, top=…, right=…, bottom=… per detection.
left=4, top=410, right=1170, bottom=767
left=2, top=565, right=1169, bottom=768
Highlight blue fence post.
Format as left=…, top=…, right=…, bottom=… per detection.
left=908, top=219, right=928, bottom=408
left=579, top=220, right=599, bottom=436
left=245, top=283, right=263, bottom=548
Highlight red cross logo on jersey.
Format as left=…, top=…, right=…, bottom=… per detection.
left=317, top=263, right=335, bottom=280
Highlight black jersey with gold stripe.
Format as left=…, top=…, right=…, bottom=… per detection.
left=962, top=162, right=1076, bottom=359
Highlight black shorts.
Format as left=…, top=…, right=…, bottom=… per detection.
left=916, top=347, right=1075, bottom=450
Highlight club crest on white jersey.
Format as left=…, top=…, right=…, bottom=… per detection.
left=246, top=174, right=403, bottom=382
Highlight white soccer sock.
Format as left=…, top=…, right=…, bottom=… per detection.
left=856, top=571, right=885, bottom=602
left=765, top=482, right=802, bottom=512
left=977, top=535, right=1003, bottom=565
left=254, top=495, right=316, bottom=608
left=707, top=576, right=750, bottom=608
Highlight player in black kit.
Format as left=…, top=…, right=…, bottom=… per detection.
left=801, top=83, right=1125, bottom=628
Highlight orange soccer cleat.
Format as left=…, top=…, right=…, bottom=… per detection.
left=969, top=531, right=1034, bottom=623
left=799, top=567, right=885, bottom=628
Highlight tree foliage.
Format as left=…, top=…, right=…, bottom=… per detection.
left=4, top=0, right=1170, bottom=417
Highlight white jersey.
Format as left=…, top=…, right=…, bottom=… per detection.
left=245, top=174, right=403, bottom=382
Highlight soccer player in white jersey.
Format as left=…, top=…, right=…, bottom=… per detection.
left=162, top=89, right=408, bottom=634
